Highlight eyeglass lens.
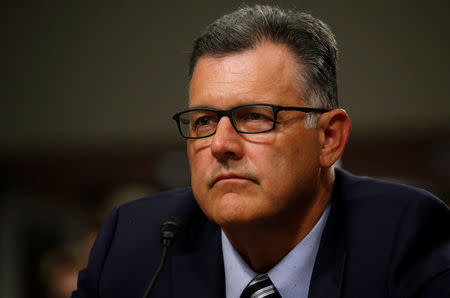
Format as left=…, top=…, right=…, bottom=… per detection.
left=179, top=105, right=275, bottom=138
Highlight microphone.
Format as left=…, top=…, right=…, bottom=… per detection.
left=142, top=217, right=182, bottom=298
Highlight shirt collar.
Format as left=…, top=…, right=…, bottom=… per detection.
left=222, top=203, right=331, bottom=298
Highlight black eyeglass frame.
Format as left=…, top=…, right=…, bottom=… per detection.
left=172, top=103, right=330, bottom=139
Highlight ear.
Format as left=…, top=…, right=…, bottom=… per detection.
left=317, top=109, right=351, bottom=168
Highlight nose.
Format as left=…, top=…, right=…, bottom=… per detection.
left=210, top=116, right=244, bottom=162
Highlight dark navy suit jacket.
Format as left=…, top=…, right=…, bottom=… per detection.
left=73, top=169, right=449, bottom=297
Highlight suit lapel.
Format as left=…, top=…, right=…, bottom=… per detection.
left=308, top=175, right=347, bottom=298
left=171, top=219, right=225, bottom=298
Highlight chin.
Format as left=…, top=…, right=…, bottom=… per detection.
left=209, top=193, right=257, bottom=227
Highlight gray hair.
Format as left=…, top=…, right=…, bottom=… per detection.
left=188, top=5, right=339, bottom=127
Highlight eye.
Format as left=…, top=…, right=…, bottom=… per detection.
left=190, top=111, right=218, bottom=131
left=195, top=116, right=212, bottom=127
left=233, top=105, right=275, bottom=132
left=239, top=111, right=273, bottom=122
left=249, top=113, right=262, bottom=120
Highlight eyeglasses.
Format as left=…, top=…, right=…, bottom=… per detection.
left=172, top=103, right=330, bottom=139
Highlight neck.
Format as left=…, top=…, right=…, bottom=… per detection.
left=223, top=168, right=334, bottom=273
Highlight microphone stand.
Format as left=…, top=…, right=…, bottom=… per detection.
left=142, top=217, right=182, bottom=298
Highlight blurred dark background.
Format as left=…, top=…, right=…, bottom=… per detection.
left=2, top=0, right=449, bottom=297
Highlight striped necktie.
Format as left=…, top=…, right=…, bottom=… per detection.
left=240, top=274, right=282, bottom=298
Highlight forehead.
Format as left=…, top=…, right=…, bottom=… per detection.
left=189, top=42, right=303, bottom=108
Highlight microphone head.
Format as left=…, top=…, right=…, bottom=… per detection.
left=160, top=217, right=183, bottom=246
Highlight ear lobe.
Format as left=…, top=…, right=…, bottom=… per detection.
left=318, top=109, right=351, bottom=168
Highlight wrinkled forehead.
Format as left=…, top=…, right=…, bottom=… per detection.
left=189, top=42, right=303, bottom=109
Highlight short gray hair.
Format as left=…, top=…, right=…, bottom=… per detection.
left=189, top=4, right=339, bottom=124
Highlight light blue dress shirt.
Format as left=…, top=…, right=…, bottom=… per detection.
left=222, top=203, right=330, bottom=298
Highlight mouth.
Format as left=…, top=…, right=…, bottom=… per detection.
left=210, top=172, right=257, bottom=188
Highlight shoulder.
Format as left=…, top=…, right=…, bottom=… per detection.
left=119, top=187, right=196, bottom=211
left=74, top=188, right=220, bottom=297
left=334, top=167, right=447, bottom=211
left=333, top=167, right=448, bottom=240
left=118, top=187, right=197, bottom=217
left=332, top=168, right=449, bottom=297
left=111, top=187, right=206, bottom=237
left=87, top=187, right=199, bottom=252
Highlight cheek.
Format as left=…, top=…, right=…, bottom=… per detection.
left=259, top=135, right=319, bottom=188
left=187, top=143, right=211, bottom=188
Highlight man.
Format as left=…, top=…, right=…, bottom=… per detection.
left=73, top=5, right=449, bottom=298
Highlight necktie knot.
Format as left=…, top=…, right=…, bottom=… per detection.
left=240, top=274, right=282, bottom=298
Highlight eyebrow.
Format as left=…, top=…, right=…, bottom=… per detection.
left=188, top=102, right=270, bottom=110
left=188, top=104, right=214, bottom=109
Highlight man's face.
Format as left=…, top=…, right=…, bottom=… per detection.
left=188, top=42, right=323, bottom=228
